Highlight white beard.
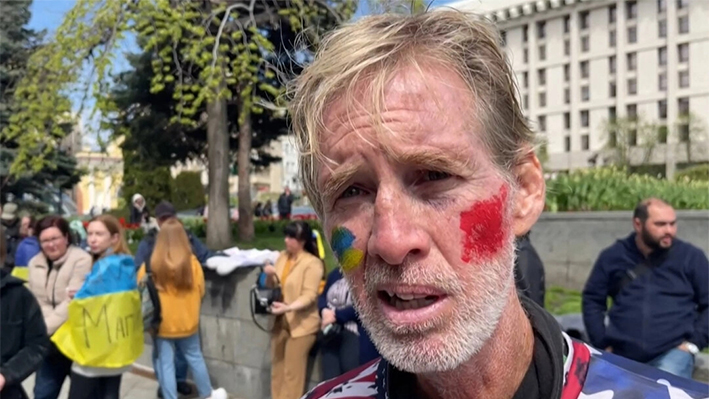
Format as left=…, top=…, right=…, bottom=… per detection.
left=347, top=231, right=516, bottom=374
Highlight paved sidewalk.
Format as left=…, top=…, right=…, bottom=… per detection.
left=21, top=370, right=159, bottom=399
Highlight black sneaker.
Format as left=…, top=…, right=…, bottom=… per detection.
left=177, top=382, right=194, bottom=396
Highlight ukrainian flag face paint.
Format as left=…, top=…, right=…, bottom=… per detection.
left=331, top=227, right=364, bottom=272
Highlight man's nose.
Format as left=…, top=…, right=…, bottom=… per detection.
left=367, top=188, right=430, bottom=266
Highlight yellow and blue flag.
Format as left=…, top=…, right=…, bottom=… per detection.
left=52, top=254, right=144, bottom=368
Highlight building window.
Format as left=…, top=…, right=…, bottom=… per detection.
left=627, top=104, right=637, bottom=119
left=609, top=30, right=617, bottom=47
left=581, top=110, right=589, bottom=127
left=659, top=47, right=667, bottom=66
left=581, top=134, right=590, bottom=150
left=581, top=36, right=590, bottom=52
left=523, top=94, right=529, bottom=109
left=523, top=25, right=528, bottom=43
left=679, top=70, right=690, bottom=88
left=539, top=92, right=546, bottom=107
left=564, top=88, right=570, bottom=104
left=539, top=45, right=546, bottom=61
left=658, top=0, right=666, bottom=13
left=580, top=11, right=590, bottom=30
left=523, top=71, right=529, bottom=88
left=564, top=39, right=570, bottom=56
left=677, top=0, right=688, bottom=10
left=609, top=56, right=617, bottom=74
left=627, top=52, right=637, bottom=71
left=627, top=26, right=637, bottom=44
left=564, top=15, right=571, bottom=34
left=538, top=115, right=546, bottom=132
left=524, top=48, right=529, bottom=63
left=628, top=78, right=637, bottom=95
left=609, top=106, right=617, bottom=121
left=580, top=61, right=589, bottom=79
left=679, top=15, right=689, bottom=34
left=537, top=21, right=546, bottom=39
left=500, top=30, right=507, bottom=46
left=564, top=64, right=570, bottom=82
left=659, top=73, right=667, bottom=91
left=678, top=97, right=690, bottom=115
left=538, top=69, right=546, bottom=85
left=658, top=125, right=668, bottom=143
left=629, top=130, right=638, bottom=146
left=609, top=5, right=616, bottom=24
left=610, top=81, right=617, bottom=98
left=564, top=136, right=571, bottom=152
left=678, top=97, right=690, bottom=142
left=659, top=20, right=667, bottom=38
left=564, top=112, right=571, bottom=129
left=627, top=1, right=637, bottom=20
left=582, top=85, right=590, bottom=101
left=678, top=43, right=689, bottom=63
left=659, top=100, right=667, bottom=119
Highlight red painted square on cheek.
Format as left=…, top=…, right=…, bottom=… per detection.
left=459, top=186, right=509, bottom=263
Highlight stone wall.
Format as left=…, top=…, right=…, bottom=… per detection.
left=197, top=267, right=321, bottom=399
left=530, top=210, right=709, bottom=291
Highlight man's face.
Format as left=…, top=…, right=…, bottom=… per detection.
left=20, top=216, right=32, bottom=237
left=317, top=64, right=522, bottom=373
left=636, top=204, right=677, bottom=250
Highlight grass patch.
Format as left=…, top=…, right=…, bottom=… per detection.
left=545, top=286, right=582, bottom=315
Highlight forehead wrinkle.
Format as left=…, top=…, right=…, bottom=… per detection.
left=385, top=147, right=474, bottom=177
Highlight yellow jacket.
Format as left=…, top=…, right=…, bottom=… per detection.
left=137, top=255, right=204, bottom=338
left=272, top=251, right=324, bottom=338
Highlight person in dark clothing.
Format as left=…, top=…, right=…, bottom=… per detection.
left=277, top=188, right=294, bottom=220
left=582, top=198, right=708, bottom=379
left=514, top=232, right=546, bottom=308
left=318, top=268, right=361, bottom=380
left=0, top=265, right=51, bottom=399
left=129, top=194, right=149, bottom=225
left=133, top=201, right=213, bottom=398
left=2, top=203, right=22, bottom=270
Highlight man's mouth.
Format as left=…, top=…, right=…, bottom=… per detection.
left=379, top=291, right=440, bottom=310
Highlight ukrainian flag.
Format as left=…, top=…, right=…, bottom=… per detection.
left=52, top=254, right=144, bottom=368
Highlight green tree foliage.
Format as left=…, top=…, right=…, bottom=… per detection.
left=545, top=166, right=709, bottom=212
left=675, top=164, right=709, bottom=182
left=121, top=152, right=173, bottom=211
left=0, top=0, right=82, bottom=204
left=171, top=172, right=206, bottom=211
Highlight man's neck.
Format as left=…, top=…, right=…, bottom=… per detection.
left=417, top=289, right=534, bottom=399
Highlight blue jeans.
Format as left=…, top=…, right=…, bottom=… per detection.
left=175, top=345, right=188, bottom=383
left=33, top=346, right=73, bottom=399
left=153, top=334, right=213, bottom=399
left=647, top=348, right=695, bottom=379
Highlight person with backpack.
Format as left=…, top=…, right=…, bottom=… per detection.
left=137, top=218, right=226, bottom=399
left=61, top=215, right=138, bottom=399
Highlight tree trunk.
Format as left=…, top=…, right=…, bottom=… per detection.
left=237, top=101, right=254, bottom=242
left=206, top=96, right=233, bottom=250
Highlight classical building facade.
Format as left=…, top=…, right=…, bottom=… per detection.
left=446, top=0, right=709, bottom=174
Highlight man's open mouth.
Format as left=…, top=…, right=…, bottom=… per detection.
left=378, top=291, right=441, bottom=310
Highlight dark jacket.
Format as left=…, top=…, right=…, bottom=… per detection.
left=2, top=218, right=21, bottom=269
left=277, top=193, right=294, bottom=216
left=130, top=205, right=149, bottom=225
left=14, top=237, right=41, bottom=268
left=514, top=233, right=546, bottom=308
left=134, top=227, right=213, bottom=269
left=582, top=233, right=709, bottom=362
left=0, top=269, right=50, bottom=397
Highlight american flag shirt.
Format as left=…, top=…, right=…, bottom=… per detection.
left=302, top=333, right=709, bottom=399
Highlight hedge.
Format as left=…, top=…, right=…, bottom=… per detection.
left=545, top=166, right=709, bottom=212
left=675, top=164, right=709, bottom=182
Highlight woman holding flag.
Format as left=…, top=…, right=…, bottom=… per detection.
left=52, top=215, right=143, bottom=399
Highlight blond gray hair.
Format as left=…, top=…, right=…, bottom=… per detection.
left=288, top=10, right=534, bottom=215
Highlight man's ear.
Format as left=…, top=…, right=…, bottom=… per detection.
left=511, top=150, right=546, bottom=237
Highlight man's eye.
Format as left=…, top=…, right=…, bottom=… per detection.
left=340, top=186, right=363, bottom=199
left=424, top=171, right=451, bottom=182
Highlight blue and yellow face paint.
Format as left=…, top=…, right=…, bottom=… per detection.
left=331, top=227, right=364, bottom=272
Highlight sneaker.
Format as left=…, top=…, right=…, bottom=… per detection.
left=177, top=382, right=194, bottom=395
left=207, top=388, right=228, bottom=399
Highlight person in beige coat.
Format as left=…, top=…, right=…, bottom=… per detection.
left=264, top=221, right=325, bottom=399
left=27, top=216, right=92, bottom=399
